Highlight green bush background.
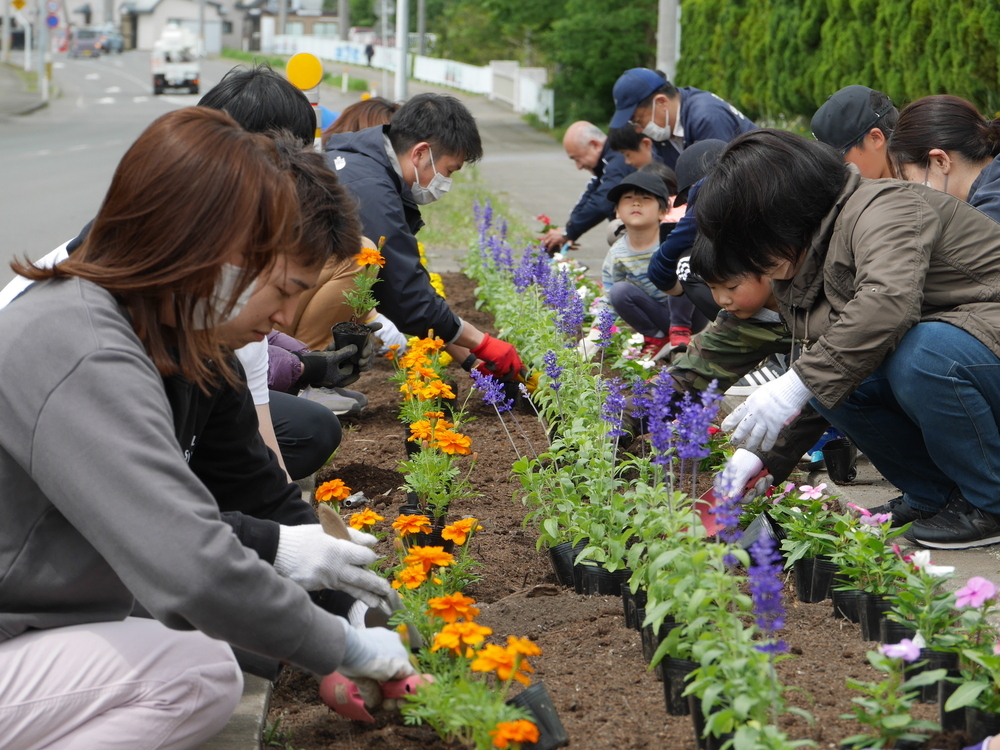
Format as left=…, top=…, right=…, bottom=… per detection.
left=677, top=0, right=1000, bottom=121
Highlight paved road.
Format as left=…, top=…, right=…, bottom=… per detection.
left=0, top=51, right=604, bottom=287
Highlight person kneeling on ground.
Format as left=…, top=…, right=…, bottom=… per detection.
left=0, top=108, right=411, bottom=749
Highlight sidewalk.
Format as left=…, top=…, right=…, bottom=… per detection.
left=0, top=60, right=45, bottom=117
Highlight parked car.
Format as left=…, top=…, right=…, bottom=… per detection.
left=69, top=28, right=102, bottom=57
left=98, top=29, right=124, bottom=53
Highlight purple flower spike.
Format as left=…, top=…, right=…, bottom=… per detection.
left=469, top=369, right=513, bottom=413
left=675, top=382, right=723, bottom=461
left=749, top=533, right=786, bottom=634
left=595, top=307, right=616, bottom=349
left=601, top=377, right=627, bottom=438
left=755, top=641, right=788, bottom=655
left=630, top=375, right=651, bottom=420
left=543, top=350, right=563, bottom=392
left=647, top=369, right=679, bottom=466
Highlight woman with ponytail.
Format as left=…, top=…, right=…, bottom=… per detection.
left=888, top=94, right=1000, bottom=220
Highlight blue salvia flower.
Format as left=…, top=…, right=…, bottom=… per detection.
left=595, top=306, right=616, bottom=349
left=647, top=369, right=678, bottom=465
left=711, top=470, right=744, bottom=546
left=497, top=240, right=514, bottom=273
left=498, top=218, right=508, bottom=242
left=749, top=533, right=787, bottom=652
left=469, top=368, right=513, bottom=413
left=543, top=267, right=570, bottom=310
left=601, top=377, right=627, bottom=438
left=557, top=274, right=586, bottom=343
left=513, top=245, right=539, bottom=292
left=543, top=350, right=563, bottom=392
left=486, top=235, right=506, bottom=269
left=630, top=375, right=651, bottom=420
left=674, top=382, right=723, bottom=460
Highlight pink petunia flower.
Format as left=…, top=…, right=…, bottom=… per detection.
left=880, top=635, right=925, bottom=662
left=860, top=512, right=892, bottom=527
left=799, top=483, right=827, bottom=500
left=955, top=577, right=999, bottom=609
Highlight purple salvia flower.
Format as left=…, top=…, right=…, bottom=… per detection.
left=647, top=369, right=679, bottom=465
left=498, top=218, right=508, bottom=242
left=469, top=369, right=513, bottom=413
left=543, top=267, right=570, bottom=310
left=630, top=375, right=651, bottom=420
left=595, top=307, right=615, bottom=349
left=675, top=383, right=723, bottom=460
left=556, top=272, right=586, bottom=341
left=749, top=533, right=786, bottom=638
left=601, top=377, right=627, bottom=438
left=486, top=235, right=505, bottom=268
left=711, top=469, right=744, bottom=545
left=543, top=350, right=563, bottom=392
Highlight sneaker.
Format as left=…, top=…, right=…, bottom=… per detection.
left=332, top=387, right=368, bottom=410
left=640, top=335, right=670, bottom=359
left=300, top=386, right=365, bottom=417
left=868, top=495, right=938, bottom=528
left=725, top=359, right=785, bottom=397
left=903, top=493, right=1000, bottom=549
left=668, top=326, right=692, bottom=349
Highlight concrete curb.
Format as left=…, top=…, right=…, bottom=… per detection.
left=198, top=673, right=272, bottom=750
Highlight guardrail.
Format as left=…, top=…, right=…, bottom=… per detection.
left=266, top=35, right=555, bottom=128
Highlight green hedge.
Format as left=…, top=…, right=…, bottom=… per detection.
left=677, top=0, right=1000, bottom=121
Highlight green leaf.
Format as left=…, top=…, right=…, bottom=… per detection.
left=945, top=680, right=989, bottom=712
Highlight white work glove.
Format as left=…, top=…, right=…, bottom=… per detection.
left=273, top=524, right=391, bottom=607
left=346, top=527, right=378, bottom=547
left=336, top=616, right=416, bottom=682
left=721, top=369, right=812, bottom=452
left=720, top=449, right=774, bottom=503
left=577, top=327, right=601, bottom=360
left=370, top=313, right=408, bottom=355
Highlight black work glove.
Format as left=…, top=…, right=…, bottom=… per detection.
left=294, top=344, right=359, bottom=390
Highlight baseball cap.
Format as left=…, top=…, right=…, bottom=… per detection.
left=811, top=85, right=894, bottom=152
left=610, top=68, right=668, bottom=129
left=675, top=139, right=727, bottom=194
left=607, top=171, right=672, bottom=205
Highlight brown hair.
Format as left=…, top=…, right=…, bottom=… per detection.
left=12, top=107, right=299, bottom=389
left=889, top=95, right=1000, bottom=172
left=272, top=136, right=362, bottom=268
left=321, top=97, right=400, bottom=147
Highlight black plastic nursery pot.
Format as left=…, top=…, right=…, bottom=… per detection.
left=904, top=648, right=958, bottom=704
left=822, top=437, right=858, bottom=484
left=641, top=618, right=678, bottom=682
left=664, top=657, right=698, bottom=716
left=506, top=682, right=569, bottom=750
left=548, top=539, right=588, bottom=588
left=573, top=564, right=631, bottom=596
left=737, top=511, right=786, bottom=561
left=331, top=321, right=371, bottom=354
left=857, top=592, right=892, bottom=641
left=811, top=556, right=838, bottom=602
left=879, top=618, right=916, bottom=645
left=939, top=670, right=966, bottom=732
left=402, top=529, right=455, bottom=554
left=621, top=584, right=647, bottom=630
left=793, top=557, right=816, bottom=602
left=403, top=438, right=421, bottom=458
left=831, top=587, right=863, bottom=623
left=687, top=694, right=734, bottom=750
left=967, top=706, right=1000, bottom=744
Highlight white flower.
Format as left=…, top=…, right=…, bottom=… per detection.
left=557, top=261, right=573, bottom=273
left=627, top=332, right=645, bottom=346
left=637, top=358, right=656, bottom=369
left=551, top=252, right=566, bottom=262
left=910, top=550, right=955, bottom=577
left=576, top=285, right=593, bottom=300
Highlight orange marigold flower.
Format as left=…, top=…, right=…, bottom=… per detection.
left=399, top=351, right=432, bottom=370
left=412, top=365, right=439, bottom=380
left=506, top=636, right=542, bottom=658
left=430, top=621, right=493, bottom=653
left=316, top=479, right=351, bottom=503
left=433, top=429, right=472, bottom=455
left=419, top=380, right=456, bottom=401
left=403, top=545, right=454, bottom=572
left=490, top=720, right=540, bottom=749
left=349, top=509, right=384, bottom=530
left=356, top=246, right=386, bottom=267
left=426, top=592, right=480, bottom=624
left=391, top=564, right=428, bottom=590
left=441, top=517, right=482, bottom=545
left=408, top=420, right=433, bottom=443
left=424, top=411, right=445, bottom=419
left=411, top=336, right=445, bottom=353
left=471, top=644, right=534, bottom=686
left=392, top=514, right=432, bottom=536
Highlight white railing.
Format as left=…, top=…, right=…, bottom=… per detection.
left=265, top=35, right=554, bottom=127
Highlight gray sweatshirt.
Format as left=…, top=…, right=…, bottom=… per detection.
left=0, top=277, right=345, bottom=675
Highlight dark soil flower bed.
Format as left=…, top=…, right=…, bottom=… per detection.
left=268, top=273, right=953, bottom=750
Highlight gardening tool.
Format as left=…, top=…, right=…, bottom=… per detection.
left=694, top=468, right=771, bottom=537
left=516, top=368, right=540, bottom=394
left=341, top=491, right=368, bottom=509
left=319, top=670, right=433, bottom=722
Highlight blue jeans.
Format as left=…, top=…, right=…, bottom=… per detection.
left=811, top=322, right=1000, bottom=514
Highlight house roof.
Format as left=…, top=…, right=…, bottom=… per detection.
left=121, top=0, right=221, bottom=14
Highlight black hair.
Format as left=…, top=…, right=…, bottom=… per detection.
left=688, top=234, right=755, bottom=284
left=696, top=129, right=848, bottom=278
left=638, top=162, right=679, bottom=198
left=637, top=70, right=679, bottom=110
left=888, top=94, right=1000, bottom=171
left=387, top=92, right=483, bottom=163
left=608, top=125, right=648, bottom=153
left=199, top=64, right=315, bottom=146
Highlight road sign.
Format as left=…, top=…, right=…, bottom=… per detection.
left=286, top=53, right=323, bottom=91
left=45, top=13, right=58, bottom=27
left=11, top=0, right=26, bottom=10
left=45, top=0, right=58, bottom=12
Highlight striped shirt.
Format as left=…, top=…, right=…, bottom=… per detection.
left=601, top=233, right=670, bottom=304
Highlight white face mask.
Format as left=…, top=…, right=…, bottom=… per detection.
left=642, top=97, right=672, bottom=143
left=191, top=263, right=254, bottom=330
left=410, top=147, right=452, bottom=205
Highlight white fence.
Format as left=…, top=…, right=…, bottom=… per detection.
left=265, top=35, right=554, bottom=128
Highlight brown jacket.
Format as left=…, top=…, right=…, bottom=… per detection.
left=776, top=166, right=1000, bottom=410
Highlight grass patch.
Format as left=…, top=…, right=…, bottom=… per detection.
left=4, top=62, right=39, bottom=92
left=522, top=112, right=565, bottom=143
left=418, top=166, right=537, bottom=254
left=322, top=72, right=370, bottom=91
left=221, top=47, right=289, bottom=70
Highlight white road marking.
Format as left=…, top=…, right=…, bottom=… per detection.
left=105, top=86, right=121, bottom=93
left=132, top=96, right=148, bottom=103
left=53, top=62, right=65, bottom=69
left=36, top=150, right=52, bottom=156
left=85, top=73, right=100, bottom=80
left=98, top=97, right=115, bottom=104
left=68, top=144, right=87, bottom=151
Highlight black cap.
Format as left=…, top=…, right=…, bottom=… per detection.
left=607, top=171, right=672, bottom=205
left=811, top=85, right=894, bottom=152
left=675, top=139, right=727, bottom=193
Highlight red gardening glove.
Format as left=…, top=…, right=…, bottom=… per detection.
left=471, top=334, right=523, bottom=377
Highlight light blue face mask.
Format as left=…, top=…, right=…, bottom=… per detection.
left=410, top=147, right=452, bottom=205
left=191, top=263, right=254, bottom=330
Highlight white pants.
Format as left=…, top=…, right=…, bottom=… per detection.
left=0, top=617, right=243, bottom=750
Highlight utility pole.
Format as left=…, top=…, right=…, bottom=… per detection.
left=277, top=0, right=286, bottom=37
left=379, top=0, right=386, bottom=97
left=198, top=0, right=204, bottom=54
left=393, top=0, right=406, bottom=100
left=2, top=0, right=10, bottom=63
left=655, top=0, right=679, bottom=81
left=38, top=7, right=48, bottom=103
left=416, top=0, right=424, bottom=56
left=337, top=0, right=347, bottom=39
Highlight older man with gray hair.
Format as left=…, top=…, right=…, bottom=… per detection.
left=541, top=120, right=635, bottom=252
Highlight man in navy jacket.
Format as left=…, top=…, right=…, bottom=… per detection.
left=609, top=68, right=756, bottom=170
left=540, top=121, right=635, bottom=252
left=326, top=93, right=523, bottom=376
